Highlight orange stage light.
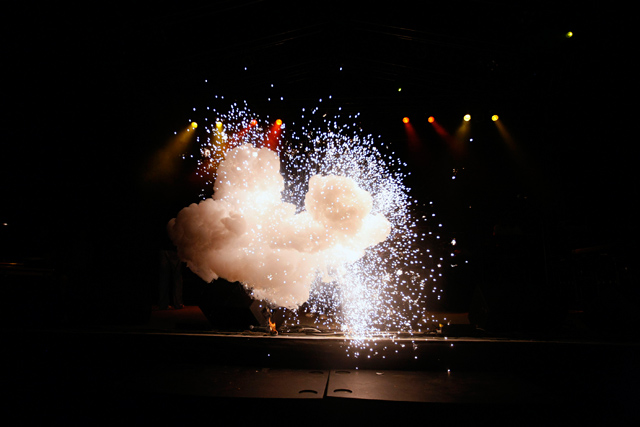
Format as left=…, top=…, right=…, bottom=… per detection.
left=428, top=116, right=435, bottom=123
left=403, top=119, right=420, bottom=151
left=275, top=119, right=282, bottom=126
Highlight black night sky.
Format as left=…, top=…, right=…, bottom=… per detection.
left=2, top=1, right=637, bottom=314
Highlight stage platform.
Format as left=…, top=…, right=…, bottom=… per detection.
left=5, top=306, right=639, bottom=424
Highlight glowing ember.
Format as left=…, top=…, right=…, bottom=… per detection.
left=168, top=100, right=440, bottom=342
left=268, top=316, right=277, bottom=335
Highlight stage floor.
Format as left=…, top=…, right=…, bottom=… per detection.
left=5, top=306, right=639, bottom=423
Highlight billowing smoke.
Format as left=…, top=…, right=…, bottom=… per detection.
left=167, top=144, right=391, bottom=309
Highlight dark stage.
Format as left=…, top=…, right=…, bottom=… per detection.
left=5, top=304, right=639, bottom=424
left=2, top=2, right=638, bottom=424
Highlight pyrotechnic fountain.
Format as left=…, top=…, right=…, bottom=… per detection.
left=168, top=100, right=444, bottom=349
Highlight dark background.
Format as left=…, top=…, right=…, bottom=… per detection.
left=1, top=1, right=636, bottom=330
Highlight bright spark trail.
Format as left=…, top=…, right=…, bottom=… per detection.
left=169, top=99, right=445, bottom=353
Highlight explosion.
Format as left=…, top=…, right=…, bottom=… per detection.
left=167, top=143, right=391, bottom=309
left=168, top=100, right=440, bottom=337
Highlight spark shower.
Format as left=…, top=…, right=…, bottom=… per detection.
left=168, top=100, right=443, bottom=338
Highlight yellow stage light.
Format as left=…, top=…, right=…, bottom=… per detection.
left=492, top=115, right=499, bottom=122
left=403, top=117, right=410, bottom=124
left=216, top=121, right=223, bottom=129
left=463, top=114, right=471, bottom=122
left=191, top=122, right=198, bottom=129
left=566, top=31, right=573, bottom=38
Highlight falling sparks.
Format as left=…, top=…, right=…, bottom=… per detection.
left=169, top=100, right=444, bottom=351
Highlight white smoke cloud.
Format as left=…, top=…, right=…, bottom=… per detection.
left=167, top=144, right=391, bottom=309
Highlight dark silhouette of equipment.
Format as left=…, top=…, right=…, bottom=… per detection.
left=198, top=278, right=271, bottom=331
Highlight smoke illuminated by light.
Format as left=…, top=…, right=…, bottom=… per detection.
left=168, top=100, right=439, bottom=342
